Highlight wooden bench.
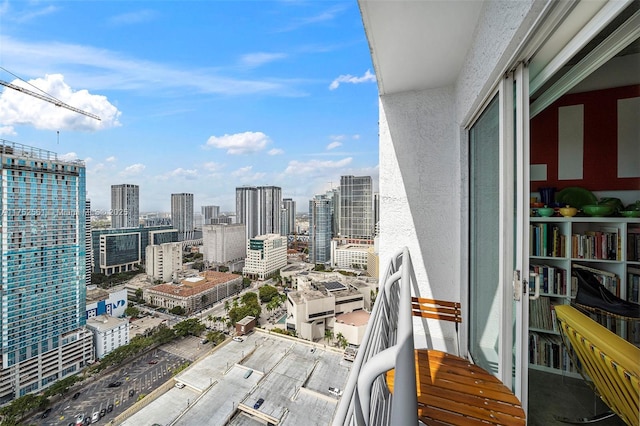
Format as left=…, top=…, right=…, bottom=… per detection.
left=386, top=297, right=526, bottom=425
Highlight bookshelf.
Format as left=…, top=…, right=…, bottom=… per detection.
left=528, top=216, right=640, bottom=376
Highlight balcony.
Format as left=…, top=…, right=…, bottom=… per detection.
left=332, top=247, right=525, bottom=426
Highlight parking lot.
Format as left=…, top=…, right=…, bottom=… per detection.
left=31, top=338, right=198, bottom=426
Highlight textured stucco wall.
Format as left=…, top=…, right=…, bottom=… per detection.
left=378, top=0, right=543, bottom=351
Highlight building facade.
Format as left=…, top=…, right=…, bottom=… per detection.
left=145, top=242, right=183, bottom=283
left=144, top=271, right=242, bottom=314
left=202, top=224, right=246, bottom=265
left=86, top=287, right=128, bottom=319
left=91, top=226, right=177, bottom=275
left=243, top=234, right=287, bottom=280
left=0, top=141, right=94, bottom=401
left=171, top=193, right=194, bottom=240
left=339, top=175, right=373, bottom=240
left=85, top=315, right=130, bottom=359
left=85, top=199, right=93, bottom=287
left=280, top=198, right=296, bottom=236
left=309, top=195, right=332, bottom=264
left=201, top=205, right=220, bottom=225
left=110, top=184, right=139, bottom=229
left=330, top=241, right=372, bottom=270
left=236, top=186, right=257, bottom=240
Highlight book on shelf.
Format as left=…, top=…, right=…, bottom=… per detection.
left=572, top=263, right=620, bottom=297
left=529, top=296, right=559, bottom=332
left=571, top=227, right=620, bottom=261
left=530, top=264, right=567, bottom=295
left=628, top=267, right=640, bottom=304
left=628, top=227, right=640, bottom=262
left=529, top=223, right=565, bottom=257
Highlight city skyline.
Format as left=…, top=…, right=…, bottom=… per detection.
left=0, top=1, right=380, bottom=212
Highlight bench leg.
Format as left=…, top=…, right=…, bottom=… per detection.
left=554, top=411, right=616, bottom=424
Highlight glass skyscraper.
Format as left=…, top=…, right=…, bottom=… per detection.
left=171, top=193, right=194, bottom=241
left=0, top=141, right=93, bottom=400
left=111, top=184, right=139, bottom=228
left=309, top=195, right=332, bottom=264
left=339, top=175, right=374, bottom=240
left=236, top=186, right=282, bottom=239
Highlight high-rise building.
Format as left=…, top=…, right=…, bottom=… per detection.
left=339, top=175, right=374, bottom=240
left=236, top=186, right=257, bottom=240
left=86, top=199, right=93, bottom=287
left=201, top=205, right=220, bottom=225
left=110, top=184, right=139, bottom=228
left=309, top=195, right=332, bottom=264
left=236, top=186, right=282, bottom=239
left=0, top=142, right=94, bottom=402
left=171, top=193, right=194, bottom=240
left=280, top=198, right=296, bottom=236
left=202, top=224, right=246, bottom=266
left=257, top=186, right=282, bottom=236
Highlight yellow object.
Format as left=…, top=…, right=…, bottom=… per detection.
left=559, top=205, right=577, bottom=217
left=555, top=305, right=640, bottom=426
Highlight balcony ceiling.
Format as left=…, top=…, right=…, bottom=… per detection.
left=359, top=0, right=484, bottom=95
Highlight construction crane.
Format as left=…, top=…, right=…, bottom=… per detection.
left=0, top=76, right=101, bottom=121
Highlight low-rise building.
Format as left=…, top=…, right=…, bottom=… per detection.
left=85, top=315, right=130, bottom=359
left=334, top=310, right=370, bottom=346
left=144, top=271, right=242, bottom=314
left=243, top=234, right=287, bottom=280
left=86, top=287, right=128, bottom=319
left=330, top=241, right=372, bottom=270
left=236, top=316, right=256, bottom=336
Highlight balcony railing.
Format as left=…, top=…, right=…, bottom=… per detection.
left=332, top=247, right=418, bottom=426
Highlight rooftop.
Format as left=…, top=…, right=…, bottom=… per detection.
left=335, top=310, right=370, bottom=327
left=120, top=330, right=351, bottom=426
left=149, top=271, right=240, bottom=297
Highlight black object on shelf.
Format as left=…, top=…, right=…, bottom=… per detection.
left=573, top=269, right=640, bottom=318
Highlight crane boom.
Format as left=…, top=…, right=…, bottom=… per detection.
left=0, top=79, right=101, bottom=121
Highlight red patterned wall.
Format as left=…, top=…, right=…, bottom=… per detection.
left=530, top=84, right=640, bottom=192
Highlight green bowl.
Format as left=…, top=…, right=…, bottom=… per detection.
left=582, top=204, right=614, bottom=217
left=537, top=207, right=555, bottom=217
left=620, top=210, right=640, bottom=218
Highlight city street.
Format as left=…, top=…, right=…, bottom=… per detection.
left=31, top=338, right=200, bottom=426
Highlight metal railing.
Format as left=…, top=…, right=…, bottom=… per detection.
left=332, top=247, right=418, bottom=426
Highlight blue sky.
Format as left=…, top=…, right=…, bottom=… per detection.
left=0, top=0, right=379, bottom=213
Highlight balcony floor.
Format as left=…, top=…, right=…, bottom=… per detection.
left=528, top=369, right=626, bottom=425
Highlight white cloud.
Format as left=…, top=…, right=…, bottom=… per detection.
left=240, top=52, right=287, bottom=68
left=0, top=74, right=121, bottom=131
left=352, top=134, right=361, bottom=140
left=0, top=125, right=16, bottom=136
left=162, top=168, right=198, bottom=180
left=284, top=157, right=352, bottom=175
left=105, top=156, right=117, bottom=163
left=329, top=69, right=376, bottom=90
left=204, top=131, right=271, bottom=155
left=231, top=166, right=266, bottom=182
left=1, top=36, right=305, bottom=97
left=120, top=163, right=146, bottom=177
left=326, top=141, right=342, bottom=150
left=108, top=10, right=158, bottom=26
left=268, top=148, right=284, bottom=156
left=59, top=152, right=79, bottom=161
left=203, top=162, right=224, bottom=172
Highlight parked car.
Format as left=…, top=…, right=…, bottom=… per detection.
left=175, top=382, right=185, bottom=389
left=253, top=398, right=264, bottom=409
left=72, top=391, right=81, bottom=400
left=129, top=389, right=135, bottom=397
left=328, top=387, right=343, bottom=396
left=233, top=336, right=245, bottom=342
left=108, top=381, right=122, bottom=388
left=107, top=404, right=114, bottom=412
left=201, top=338, right=209, bottom=344
left=100, top=408, right=106, bottom=417
left=148, top=360, right=158, bottom=364
left=91, top=411, right=100, bottom=423
left=41, top=408, right=52, bottom=418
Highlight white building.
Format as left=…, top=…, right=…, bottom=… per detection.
left=243, top=234, right=287, bottom=280
left=86, top=287, right=128, bottom=319
left=202, top=224, right=246, bottom=266
left=85, top=315, right=130, bottom=359
left=330, top=241, right=372, bottom=270
left=146, top=242, right=183, bottom=282
left=334, top=310, right=370, bottom=346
